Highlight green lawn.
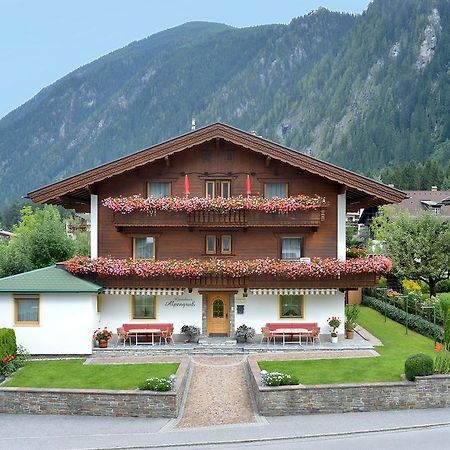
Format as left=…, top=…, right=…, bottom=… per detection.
left=2, top=359, right=179, bottom=390
left=258, top=306, right=436, bottom=384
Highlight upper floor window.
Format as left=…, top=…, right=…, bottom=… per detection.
left=206, top=180, right=231, bottom=198
left=264, top=182, right=288, bottom=199
left=133, top=237, right=155, bottom=259
left=15, top=295, right=39, bottom=325
left=281, top=237, right=302, bottom=260
left=206, top=234, right=232, bottom=255
left=147, top=182, right=171, bottom=198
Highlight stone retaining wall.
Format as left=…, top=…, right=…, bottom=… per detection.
left=0, top=357, right=190, bottom=418
left=247, top=357, right=450, bottom=415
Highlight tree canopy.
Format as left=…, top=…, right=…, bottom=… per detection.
left=371, top=208, right=450, bottom=296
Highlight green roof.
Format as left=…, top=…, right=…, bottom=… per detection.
left=0, top=266, right=102, bottom=293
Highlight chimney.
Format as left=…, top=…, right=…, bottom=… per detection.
left=388, top=184, right=395, bottom=188
left=191, top=118, right=196, bottom=131
left=431, top=186, right=438, bottom=192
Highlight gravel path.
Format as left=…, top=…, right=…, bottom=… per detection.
left=176, top=356, right=256, bottom=428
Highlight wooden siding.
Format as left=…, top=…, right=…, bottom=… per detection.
left=97, top=142, right=339, bottom=260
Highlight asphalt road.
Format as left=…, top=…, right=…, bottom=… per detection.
left=1, top=408, right=450, bottom=450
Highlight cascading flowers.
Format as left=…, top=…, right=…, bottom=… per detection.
left=64, top=256, right=392, bottom=279
left=102, top=194, right=327, bottom=215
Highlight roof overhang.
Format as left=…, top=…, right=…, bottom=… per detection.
left=27, top=123, right=406, bottom=210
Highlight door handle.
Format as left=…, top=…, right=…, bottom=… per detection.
left=226, top=313, right=228, bottom=318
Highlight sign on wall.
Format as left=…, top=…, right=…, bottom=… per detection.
left=164, top=298, right=196, bottom=308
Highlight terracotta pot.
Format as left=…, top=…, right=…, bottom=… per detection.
left=346, top=330, right=354, bottom=340
left=98, top=339, right=108, bottom=348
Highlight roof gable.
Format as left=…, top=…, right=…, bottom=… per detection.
left=27, top=123, right=406, bottom=208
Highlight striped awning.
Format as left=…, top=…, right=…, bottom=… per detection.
left=249, top=288, right=337, bottom=296
left=102, top=288, right=185, bottom=296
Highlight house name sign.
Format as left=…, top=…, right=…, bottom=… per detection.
left=164, top=298, right=196, bottom=308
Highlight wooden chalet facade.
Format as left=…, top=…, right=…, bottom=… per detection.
left=2, top=123, right=405, bottom=352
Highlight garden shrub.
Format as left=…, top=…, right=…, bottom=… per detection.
left=436, top=280, right=450, bottom=293
left=405, top=354, right=434, bottom=381
left=363, top=296, right=443, bottom=341
left=261, top=371, right=299, bottom=386
left=0, top=344, right=29, bottom=378
left=139, top=377, right=172, bottom=391
left=0, top=328, right=17, bottom=359
left=435, top=350, right=450, bottom=374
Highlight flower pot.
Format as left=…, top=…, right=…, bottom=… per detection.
left=331, top=335, right=338, bottom=344
left=236, top=336, right=247, bottom=343
left=98, top=339, right=108, bottom=348
left=345, top=330, right=354, bottom=340
left=185, top=335, right=199, bottom=343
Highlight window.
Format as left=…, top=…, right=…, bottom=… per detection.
left=279, top=295, right=304, bottom=318
left=147, top=182, right=170, bottom=198
left=205, top=235, right=232, bottom=255
left=264, top=182, right=288, bottom=199
left=205, top=180, right=231, bottom=198
left=132, top=295, right=156, bottom=319
left=281, top=237, right=302, bottom=260
left=206, top=235, right=217, bottom=254
left=15, top=295, right=39, bottom=325
left=133, top=237, right=155, bottom=259
left=221, top=235, right=232, bottom=254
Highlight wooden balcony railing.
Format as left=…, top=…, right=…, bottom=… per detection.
left=80, top=272, right=379, bottom=290
left=113, top=208, right=326, bottom=228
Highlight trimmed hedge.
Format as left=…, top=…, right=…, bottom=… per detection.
left=0, top=328, right=17, bottom=359
left=405, top=353, right=434, bottom=381
left=362, top=296, right=443, bottom=341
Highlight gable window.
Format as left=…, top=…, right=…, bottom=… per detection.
left=279, top=295, right=304, bottom=318
left=133, top=237, right=155, bottom=259
left=147, top=182, right=171, bottom=198
left=132, top=295, right=156, bottom=319
left=205, top=180, right=231, bottom=198
left=15, top=295, right=39, bottom=325
left=205, top=235, right=232, bottom=255
left=281, top=237, right=302, bottom=260
left=264, top=182, right=288, bottom=199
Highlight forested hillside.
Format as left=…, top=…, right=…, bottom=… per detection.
left=0, top=0, right=449, bottom=212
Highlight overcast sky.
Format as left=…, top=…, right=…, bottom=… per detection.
left=0, top=0, right=371, bottom=118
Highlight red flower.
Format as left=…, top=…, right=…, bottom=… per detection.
left=435, top=342, right=443, bottom=353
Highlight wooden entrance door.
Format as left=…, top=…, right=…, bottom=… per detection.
left=207, top=293, right=229, bottom=336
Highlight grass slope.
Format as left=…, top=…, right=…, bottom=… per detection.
left=2, top=359, right=179, bottom=390
left=259, top=306, right=435, bottom=384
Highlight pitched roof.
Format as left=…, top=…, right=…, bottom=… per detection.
left=27, top=122, right=406, bottom=209
left=0, top=266, right=102, bottom=293
left=393, top=190, right=450, bottom=217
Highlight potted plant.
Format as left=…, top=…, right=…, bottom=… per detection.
left=181, top=325, right=201, bottom=343
left=327, top=316, right=341, bottom=343
left=93, top=327, right=113, bottom=348
left=234, top=324, right=256, bottom=343
left=345, top=305, right=360, bottom=339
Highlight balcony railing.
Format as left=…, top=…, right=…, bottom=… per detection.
left=112, top=208, right=326, bottom=228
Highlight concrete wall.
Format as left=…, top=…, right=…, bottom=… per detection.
left=247, top=358, right=450, bottom=415
left=0, top=293, right=97, bottom=355
left=0, top=356, right=191, bottom=418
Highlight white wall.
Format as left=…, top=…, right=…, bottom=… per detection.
left=337, top=191, right=347, bottom=260
left=235, top=292, right=345, bottom=335
left=0, top=293, right=97, bottom=354
left=98, top=290, right=203, bottom=335
left=90, top=194, right=98, bottom=259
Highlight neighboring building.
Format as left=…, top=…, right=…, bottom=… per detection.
left=0, top=229, right=13, bottom=240
left=0, top=123, right=405, bottom=354
left=392, top=187, right=450, bottom=218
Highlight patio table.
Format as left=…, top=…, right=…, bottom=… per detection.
left=127, top=328, right=161, bottom=346
left=273, top=328, right=309, bottom=346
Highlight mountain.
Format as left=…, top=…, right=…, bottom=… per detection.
left=0, top=0, right=449, bottom=211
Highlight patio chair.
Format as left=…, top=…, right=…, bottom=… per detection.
left=116, top=327, right=131, bottom=347
left=161, top=326, right=174, bottom=345
left=260, top=326, right=274, bottom=345
left=309, top=326, right=321, bottom=346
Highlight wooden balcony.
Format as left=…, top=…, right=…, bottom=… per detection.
left=79, top=272, right=379, bottom=290
left=113, top=208, right=326, bottom=229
